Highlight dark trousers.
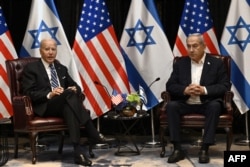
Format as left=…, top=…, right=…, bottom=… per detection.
left=166, top=100, right=221, bottom=144
left=44, top=89, right=100, bottom=144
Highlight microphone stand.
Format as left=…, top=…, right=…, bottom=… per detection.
left=93, top=81, right=111, bottom=149
left=144, top=78, right=161, bottom=147
left=144, top=108, right=161, bottom=146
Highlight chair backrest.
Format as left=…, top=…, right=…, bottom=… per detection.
left=5, top=57, right=40, bottom=100
left=174, top=55, right=231, bottom=79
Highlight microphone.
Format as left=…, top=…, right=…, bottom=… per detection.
left=94, top=81, right=111, bottom=98
left=138, top=77, right=160, bottom=106
left=94, top=81, right=116, bottom=111
left=148, top=77, right=160, bottom=88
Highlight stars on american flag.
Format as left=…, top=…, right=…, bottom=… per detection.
left=181, top=0, right=213, bottom=35
left=78, top=0, right=111, bottom=41
left=0, top=7, right=8, bottom=34
left=111, top=89, right=124, bottom=106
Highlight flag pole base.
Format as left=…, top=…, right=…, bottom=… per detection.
left=144, top=140, right=161, bottom=148
left=93, top=143, right=110, bottom=149
left=191, top=138, right=203, bottom=147
left=234, top=138, right=250, bottom=146
left=144, top=109, right=161, bottom=148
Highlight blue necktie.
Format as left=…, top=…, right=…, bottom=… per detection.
left=49, top=64, right=59, bottom=89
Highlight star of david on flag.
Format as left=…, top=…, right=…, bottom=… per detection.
left=19, top=0, right=81, bottom=87
left=173, top=0, right=220, bottom=56
left=126, top=19, right=156, bottom=54
left=0, top=6, right=18, bottom=119
left=120, top=0, right=173, bottom=110
left=220, top=0, right=250, bottom=114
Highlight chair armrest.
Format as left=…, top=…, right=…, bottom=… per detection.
left=159, top=91, right=171, bottom=114
left=224, top=91, right=234, bottom=115
left=79, top=92, right=85, bottom=101
left=12, top=96, right=34, bottom=129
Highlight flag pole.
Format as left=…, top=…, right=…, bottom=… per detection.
left=144, top=108, right=161, bottom=147
left=93, top=117, right=109, bottom=149
left=234, top=112, right=250, bottom=145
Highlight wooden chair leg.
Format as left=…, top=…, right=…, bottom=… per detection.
left=14, top=133, right=18, bottom=158
left=225, top=127, right=233, bottom=151
left=160, top=125, right=167, bottom=157
left=58, top=131, right=65, bottom=154
left=30, top=132, right=38, bottom=164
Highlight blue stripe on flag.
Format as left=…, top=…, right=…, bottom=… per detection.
left=18, top=47, right=30, bottom=58
left=143, top=0, right=163, bottom=29
left=231, top=60, right=250, bottom=109
left=121, top=48, right=158, bottom=108
left=247, top=0, right=250, bottom=6
left=44, top=0, right=60, bottom=19
left=220, top=44, right=250, bottom=109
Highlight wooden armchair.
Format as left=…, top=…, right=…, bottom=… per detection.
left=158, top=55, right=234, bottom=157
left=5, top=57, right=93, bottom=164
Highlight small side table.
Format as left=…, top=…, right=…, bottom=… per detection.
left=0, top=118, right=11, bottom=166
left=104, top=110, right=149, bottom=156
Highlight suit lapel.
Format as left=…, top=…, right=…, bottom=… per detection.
left=38, top=60, right=50, bottom=82
left=184, top=58, right=192, bottom=84
left=200, top=55, right=212, bottom=84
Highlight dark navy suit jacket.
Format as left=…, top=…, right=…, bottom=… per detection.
left=22, top=59, right=81, bottom=116
left=166, top=54, right=231, bottom=104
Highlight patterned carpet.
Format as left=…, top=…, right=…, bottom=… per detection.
left=2, top=132, right=249, bottom=167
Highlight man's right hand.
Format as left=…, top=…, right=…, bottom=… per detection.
left=49, top=87, right=64, bottom=98
left=184, top=84, right=205, bottom=96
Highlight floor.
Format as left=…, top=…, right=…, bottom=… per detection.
left=1, top=129, right=250, bottom=167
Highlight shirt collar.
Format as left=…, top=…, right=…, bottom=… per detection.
left=41, top=59, right=53, bottom=69
left=191, top=53, right=206, bottom=64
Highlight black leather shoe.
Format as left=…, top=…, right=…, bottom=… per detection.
left=167, top=150, right=185, bottom=163
left=74, top=153, right=92, bottom=166
left=198, top=150, right=210, bottom=163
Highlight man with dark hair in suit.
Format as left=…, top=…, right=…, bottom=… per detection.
left=166, top=33, right=231, bottom=163
left=22, top=38, right=113, bottom=166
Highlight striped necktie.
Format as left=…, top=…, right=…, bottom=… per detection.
left=49, top=64, right=59, bottom=89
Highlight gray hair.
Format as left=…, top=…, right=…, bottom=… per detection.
left=186, top=33, right=205, bottom=44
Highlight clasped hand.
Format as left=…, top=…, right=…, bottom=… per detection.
left=50, top=86, right=77, bottom=98
left=184, top=84, right=204, bottom=96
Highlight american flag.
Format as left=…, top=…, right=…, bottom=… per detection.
left=111, top=89, right=124, bottom=106
left=173, top=0, right=220, bottom=56
left=220, top=0, right=250, bottom=114
left=72, top=0, right=130, bottom=118
left=0, top=6, right=18, bottom=118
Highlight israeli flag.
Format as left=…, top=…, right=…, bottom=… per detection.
left=220, top=0, right=250, bottom=114
left=139, top=85, right=147, bottom=105
left=19, top=0, right=81, bottom=87
left=120, top=0, right=173, bottom=109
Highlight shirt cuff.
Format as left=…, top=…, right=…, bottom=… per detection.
left=203, top=86, right=208, bottom=95
left=47, top=92, right=52, bottom=99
